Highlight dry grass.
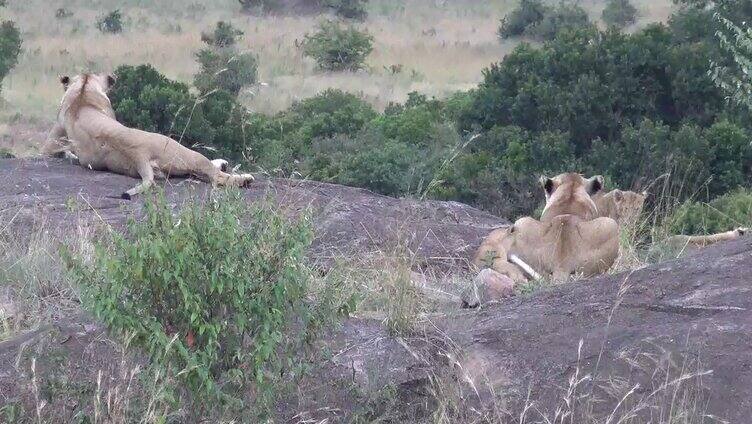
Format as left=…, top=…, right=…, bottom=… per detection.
left=2, top=0, right=675, bottom=125
left=421, top=274, right=721, bottom=424
left=0, top=218, right=85, bottom=341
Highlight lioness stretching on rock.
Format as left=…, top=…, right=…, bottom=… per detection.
left=475, top=173, right=619, bottom=282
left=41, top=73, right=253, bottom=199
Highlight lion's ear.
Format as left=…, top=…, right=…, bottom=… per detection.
left=613, top=189, right=624, bottom=202
left=60, top=75, right=71, bottom=89
left=106, top=74, right=116, bottom=89
left=539, top=175, right=554, bottom=196
left=587, top=175, right=604, bottom=196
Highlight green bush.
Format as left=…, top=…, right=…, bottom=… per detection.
left=109, top=64, right=252, bottom=160
left=275, top=88, right=377, bottom=154
left=669, top=189, right=752, bottom=235
left=526, top=1, right=594, bottom=41
left=195, top=22, right=258, bottom=96
left=55, top=8, right=74, bottom=19
left=194, top=49, right=258, bottom=96
left=498, top=0, right=549, bottom=40
left=238, top=0, right=282, bottom=14
left=0, top=20, right=21, bottom=98
left=201, top=21, right=243, bottom=48
left=109, top=64, right=210, bottom=140
left=602, top=0, right=638, bottom=28
left=96, top=9, right=124, bottom=34
left=303, top=20, right=373, bottom=71
left=64, top=191, right=314, bottom=414
left=324, top=0, right=368, bottom=20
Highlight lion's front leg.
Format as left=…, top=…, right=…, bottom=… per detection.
left=41, top=123, right=76, bottom=162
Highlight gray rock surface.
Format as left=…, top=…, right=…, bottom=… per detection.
left=1, top=158, right=751, bottom=422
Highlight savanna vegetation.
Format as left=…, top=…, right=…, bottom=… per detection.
left=1, top=0, right=752, bottom=421
left=84, top=0, right=752, bottom=227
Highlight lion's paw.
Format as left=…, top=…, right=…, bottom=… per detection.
left=211, top=159, right=229, bottom=172
left=239, top=173, right=255, bottom=188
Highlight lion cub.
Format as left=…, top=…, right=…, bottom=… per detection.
left=42, top=73, right=254, bottom=199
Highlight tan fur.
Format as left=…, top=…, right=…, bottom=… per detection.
left=592, top=189, right=647, bottom=228
left=539, top=173, right=602, bottom=222
left=41, top=73, right=253, bottom=199
left=474, top=173, right=619, bottom=282
left=667, top=227, right=748, bottom=248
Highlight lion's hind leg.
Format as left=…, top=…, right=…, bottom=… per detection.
left=122, top=161, right=155, bottom=200
left=213, top=171, right=255, bottom=188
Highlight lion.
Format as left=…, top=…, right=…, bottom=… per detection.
left=593, top=188, right=744, bottom=248
left=592, top=189, right=647, bottom=228
left=475, top=173, right=619, bottom=282
left=667, top=227, right=748, bottom=248
left=41, top=73, right=253, bottom=199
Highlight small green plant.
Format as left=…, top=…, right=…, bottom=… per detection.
left=526, top=1, right=593, bottom=41
left=324, top=0, right=369, bottom=21
left=602, top=0, right=638, bottom=28
left=0, top=20, right=21, bottom=98
left=200, top=21, right=243, bottom=48
left=498, top=0, right=549, bottom=40
left=194, top=21, right=258, bottom=96
left=498, top=0, right=592, bottom=41
left=303, top=20, right=374, bottom=72
left=64, top=190, right=314, bottom=414
left=96, top=10, right=124, bottom=34
left=55, top=8, right=74, bottom=19
left=238, top=0, right=286, bottom=14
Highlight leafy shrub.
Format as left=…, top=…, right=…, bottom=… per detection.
left=303, top=20, right=373, bottom=71
left=498, top=0, right=548, bottom=40
left=109, top=64, right=251, bottom=160
left=64, top=191, right=314, bottom=413
left=602, top=0, right=638, bottom=28
left=244, top=89, right=379, bottom=174
left=341, top=133, right=419, bottom=196
left=96, top=10, right=124, bottom=34
left=195, top=22, right=258, bottom=96
left=194, top=49, right=258, bottom=96
left=526, top=1, right=594, bottom=41
left=324, top=0, right=368, bottom=20
left=0, top=20, right=21, bottom=98
left=498, top=0, right=592, bottom=41
left=55, top=8, right=74, bottom=19
left=238, top=0, right=281, bottom=14
left=201, top=21, right=243, bottom=48
left=669, top=189, right=752, bottom=235
left=288, top=89, right=377, bottom=136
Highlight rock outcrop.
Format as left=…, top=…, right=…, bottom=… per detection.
left=1, top=158, right=750, bottom=423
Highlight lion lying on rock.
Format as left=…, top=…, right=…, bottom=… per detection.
left=41, top=73, right=253, bottom=199
left=475, top=173, right=620, bottom=282
left=476, top=176, right=747, bottom=287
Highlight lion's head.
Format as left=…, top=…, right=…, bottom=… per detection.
left=539, top=173, right=603, bottom=222
left=593, top=189, right=647, bottom=227
left=58, top=73, right=116, bottom=119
